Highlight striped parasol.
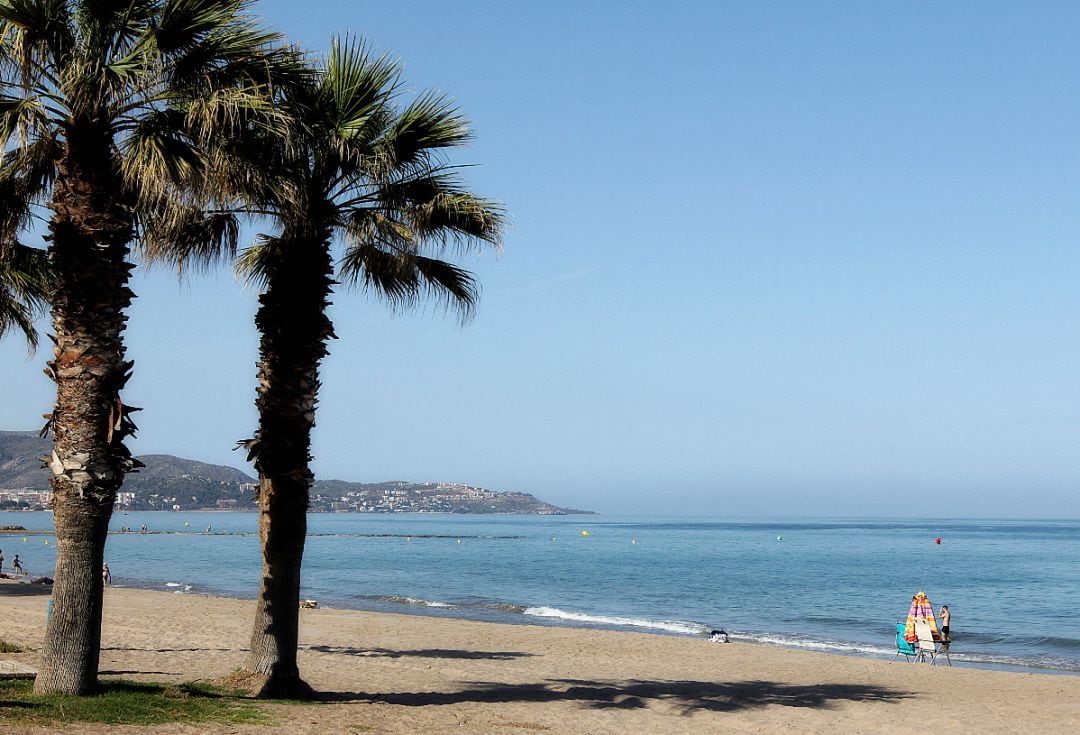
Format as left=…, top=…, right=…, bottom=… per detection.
left=903, top=590, right=940, bottom=642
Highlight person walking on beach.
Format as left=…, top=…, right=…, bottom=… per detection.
left=102, top=563, right=111, bottom=586
left=11, top=555, right=24, bottom=575
left=939, top=605, right=951, bottom=642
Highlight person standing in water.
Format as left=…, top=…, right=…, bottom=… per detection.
left=102, top=563, right=111, bottom=586
left=939, top=605, right=951, bottom=642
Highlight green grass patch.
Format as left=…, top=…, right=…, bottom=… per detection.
left=0, top=640, right=23, bottom=653
left=0, top=679, right=275, bottom=727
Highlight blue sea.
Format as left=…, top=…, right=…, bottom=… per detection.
left=3, top=512, right=1078, bottom=675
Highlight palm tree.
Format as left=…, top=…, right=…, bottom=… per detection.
left=168, top=38, right=504, bottom=697
left=0, top=242, right=49, bottom=348
left=0, top=0, right=298, bottom=695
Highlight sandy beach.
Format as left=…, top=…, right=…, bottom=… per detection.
left=1, top=579, right=1078, bottom=734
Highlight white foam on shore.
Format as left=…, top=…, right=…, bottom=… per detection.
left=523, top=606, right=710, bottom=635
left=381, top=595, right=455, bottom=608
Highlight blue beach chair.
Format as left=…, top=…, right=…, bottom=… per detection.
left=895, top=622, right=916, bottom=661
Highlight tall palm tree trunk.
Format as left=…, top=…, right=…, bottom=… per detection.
left=242, top=230, right=334, bottom=698
left=35, top=125, right=138, bottom=695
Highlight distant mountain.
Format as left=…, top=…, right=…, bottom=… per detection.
left=0, top=430, right=255, bottom=489
left=128, top=454, right=254, bottom=483
left=0, top=430, right=50, bottom=489
left=0, top=430, right=591, bottom=514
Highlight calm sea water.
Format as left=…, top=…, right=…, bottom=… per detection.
left=3, top=512, right=1078, bottom=674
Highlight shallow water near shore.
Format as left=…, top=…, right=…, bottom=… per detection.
left=3, top=511, right=1078, bottom=674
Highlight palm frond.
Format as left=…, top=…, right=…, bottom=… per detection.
left=409, top=191, right=505, bottom=252
left=0, top=0, right=75, bottom=80
left=338, top=168, right=504, bottom=256
left=73, top=0, right=153, bottom=61
left=139, top=203, right=239, bottom=274
left=0, top=239, right=50, bottom=349
left=235, top=232, right=278, bottom=287
left=154, top=0, right=248, bottom=54
left=372, top=92, right=470, bottom=174
left=0, top=134, right=58, bottom=238
left=322, top=35, right=399, bottom=144
left=182, top=81, right=282, bottom=143
left=0, top=287, right=37, bottom=348
left=168, top=20, right=288, bottom=90
left=119, top=106, right=204, bottom=203
left=338, top=239, right=478, bottom=319
left=0, top=91, right=50, bottom=146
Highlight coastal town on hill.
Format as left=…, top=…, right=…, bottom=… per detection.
left=0, top=480, right=584, bottom=515
left=0, top=431, right=586, bottom=514
left=0, top=479, right=583, bottom=515
left=0, top=431, right=585, bottom=514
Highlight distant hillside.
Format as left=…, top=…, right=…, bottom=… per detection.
left=0, top=431, right=256, bottom=490
left=0, top=430, right=591, bottom=514
left=129, top=455, right=254, bottom=483
left=0, top=430, right=50, bottom=489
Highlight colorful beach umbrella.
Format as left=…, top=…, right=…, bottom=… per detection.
left=903, top=590, right=940, bottom=642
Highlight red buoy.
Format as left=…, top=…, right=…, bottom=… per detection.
left=935, top=537, right=942, bottom=545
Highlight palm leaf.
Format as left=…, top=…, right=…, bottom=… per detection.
left=323, top=35, right=399, bottom=144
left=0, top=134, right=58, bottom=238
left=373, top=92, right=470, bottom=173
left=0, top=92, right=49, bottom=145
left=139, top=205, right=239, bottom=273
left=154, top=0, right=249, bottom=54
left=0, top=239, right=50, bottom=349
left=409, top=191, right=504, bottom=251
left=0, top=0, right=74, bottom=78
left=235, top=232, right=279, bottom=288
left=338, top=240, right=478, bottom=318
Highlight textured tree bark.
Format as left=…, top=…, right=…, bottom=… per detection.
left=34, top=122, right=138, bottom=695
left=241, top=228, right=334, bottom=698
left=245, top=474, right=312, bottom=698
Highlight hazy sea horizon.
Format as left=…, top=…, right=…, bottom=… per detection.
left=2, top=511, right=1078, bottom=676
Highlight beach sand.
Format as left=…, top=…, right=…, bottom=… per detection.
left=2, top=579, right=1078, bottom=734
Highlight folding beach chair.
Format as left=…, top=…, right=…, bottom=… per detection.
left=937, top=635, right=952, bottom=666
left=913, top=618, right=937, bottom=664
left=894, top=622, right=917, bottom=662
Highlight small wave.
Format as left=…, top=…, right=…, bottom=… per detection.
left=734, top=632, right=1080, bottom=672
left=377, top=595, right=455, bottom=608
left=471, top=601, right=528, bottom=614
left=523, top=606, right=710, bottom=635
left=948, top=631, right=1080, bottom=652
left=164, top=582, right=182, bottom=588
left=739, top=632, right=895, bottom=657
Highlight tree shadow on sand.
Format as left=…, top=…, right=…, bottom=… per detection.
left=305, top=645, right=534, bottom=661
left=318, top=678, right=912, bottom=713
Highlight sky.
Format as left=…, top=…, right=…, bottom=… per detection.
left=2, top=1, right=1080, bottom=518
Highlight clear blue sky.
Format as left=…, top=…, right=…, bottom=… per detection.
left=3, top=1, right=1079, bottom=517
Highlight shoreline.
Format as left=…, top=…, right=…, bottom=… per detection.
left=8, top=573, right=1080, bottom=679
left=3, top=580, right=1080, bottom=733
left=115, top=576, right=1080, bottom=678
left=5, top=514, right=1080, bottom=679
